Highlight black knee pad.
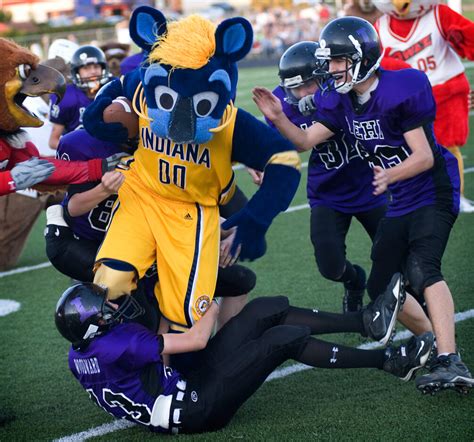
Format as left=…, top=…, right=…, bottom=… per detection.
left=215, top=264, right=257, bottom=297
left=404, top=254, right=442, bottom=300
left=314, top=250, right=345, bottom=282
left=260, top=325, right=310, bottom=358
left=242, top=296, right=290, bottom=325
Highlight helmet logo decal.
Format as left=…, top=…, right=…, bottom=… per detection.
left=70, top=297, right=99, bottom=323
left=283, top=75, right=304, bottom=88
left=316, top=40, right=331, bottom=60
left=83, top=324, right=99, bottom=340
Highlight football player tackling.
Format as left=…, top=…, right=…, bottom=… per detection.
left=253, top=17, right=473, bottom=394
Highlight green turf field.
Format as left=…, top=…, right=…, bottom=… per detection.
left=1, top=65, right=473, bottom=441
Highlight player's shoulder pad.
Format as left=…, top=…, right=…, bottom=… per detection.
left=57, top=129, right=98, bottom=161
left=380, top=68, right=430, bottom=99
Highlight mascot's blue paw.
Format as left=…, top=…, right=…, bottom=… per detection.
left=222, top=208, right=268, bottom=261
left=83, top=96, right=129, bottom=144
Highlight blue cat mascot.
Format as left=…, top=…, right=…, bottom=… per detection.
left=82, top=6, right=301, bottom=330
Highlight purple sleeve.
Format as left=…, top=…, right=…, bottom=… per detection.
left=398, top=77, right=436, bottom=133
left=121, top=327, right=163, bottom=370
left=49, top=93, right=72, bottom=126
left=314, top=91, right=342, bottom=133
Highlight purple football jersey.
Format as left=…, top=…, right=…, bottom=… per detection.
left=56, top=129, right=123, bottom=242
left=69, top=322, right=181, bottom=432
left=314, top=69, right=460, bottom=216
left=271, top=86, right=385, bottom=213
left=49, top=84, right=93, bottom=133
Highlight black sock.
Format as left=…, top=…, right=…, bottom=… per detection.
left=283, top=306, right=365, bottom=335
left=296, top=337, right=386, bottom=369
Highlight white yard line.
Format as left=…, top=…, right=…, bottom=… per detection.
left=232, top=161, right=308, bottom=171
left=0, top=261, right=52, bottom=278
left=54, top=308, right=474, bottom=441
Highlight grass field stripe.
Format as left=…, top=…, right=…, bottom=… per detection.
left=465, top=166, right=474, bottom=174
left=53, top=420, right=135, bottom=442
left=0, top=261, right=52, bottom=278
left=233, top=161, right=309, bottom=171
left=56, top=308, right=474, bottom=441
left=285, top=203, right=310, bottom=213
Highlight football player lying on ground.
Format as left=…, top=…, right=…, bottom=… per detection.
left=253, top=16, right=473, bottom=395
left=55, top=274, right=432, bottom=435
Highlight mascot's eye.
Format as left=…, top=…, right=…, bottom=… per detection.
left=192, top=92, right=219, bottom=117
left=154, top=86, right=178, bottom=112
left=18, top=64, right=31, bottom=80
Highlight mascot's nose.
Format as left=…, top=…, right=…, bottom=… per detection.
left=168, top=96, right=196, bottom=144
left=391, top=0, right=411, bottom=15
left=20, top=64, right=66, bottom=103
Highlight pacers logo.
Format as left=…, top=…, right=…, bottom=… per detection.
left=195, top=295, right=211, bottom=316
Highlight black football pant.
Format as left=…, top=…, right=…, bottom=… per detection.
left=310, top=205, right=385, bottom=288
left=367, top=205, right=457, bottom=303
left=45, top=224, right=98, bottom=282
left=178, top=297, right=386, bottom=434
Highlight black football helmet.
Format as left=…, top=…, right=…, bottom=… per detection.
left=278, top=41, right=320, bottom=105
left=55, top=283, right=144, bottom=348
left=70, top=45, right=111, bottom=91
left=315, top=17, right=382, bottom=94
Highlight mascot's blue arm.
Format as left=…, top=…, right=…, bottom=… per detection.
left=83, top=69, right=142, bottom=143
left=231, top=108, right=301, bottom=228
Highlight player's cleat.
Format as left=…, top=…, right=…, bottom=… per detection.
left=383, top=332, right=434, bottom=382
left=343, top=265, right=365, bottom=313
left=362, top=273, right=405, bottom=346
left=459, top=195, right=474, bottom=213
left=415, top=354, right=474, bottom=395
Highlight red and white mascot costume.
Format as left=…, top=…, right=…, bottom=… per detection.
left=374, top=0, right=474, bottom=212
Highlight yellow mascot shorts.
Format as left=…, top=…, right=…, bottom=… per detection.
left=96, top=174, right=219, bottom=328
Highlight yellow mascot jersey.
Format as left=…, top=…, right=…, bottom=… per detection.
left=131, top=105, right=237, bottom=206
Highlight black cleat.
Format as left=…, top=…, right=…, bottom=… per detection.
left=362, top=273, right=406, bottom=346
left=416, top=354, right=474, bottom=395
left=383, top=332, right=434, bottom=381
left=343, top=265, right=366, bottom=313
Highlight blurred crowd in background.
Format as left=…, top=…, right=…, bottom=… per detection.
left=18, top=0, right=382, bottom=63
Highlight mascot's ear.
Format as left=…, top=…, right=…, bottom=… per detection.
left=130, top=6, right=167, bottom=52
left=215, top=17, right=253, bottom=63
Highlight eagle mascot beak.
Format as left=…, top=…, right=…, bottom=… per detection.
left=5, top=63, right=66, bottom=129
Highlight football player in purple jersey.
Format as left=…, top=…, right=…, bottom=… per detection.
left=55, top=279, right=432, bottom=434
left=48, top=45, right=112, bottom=150
left=253, top=17, right=473, bottom=394
left=271, top=41, right=387, bottom=313
left=45, top=128, right=126, bottom=282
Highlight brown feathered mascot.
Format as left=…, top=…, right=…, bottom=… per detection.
left=0, top=38, right=121, bottom=269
